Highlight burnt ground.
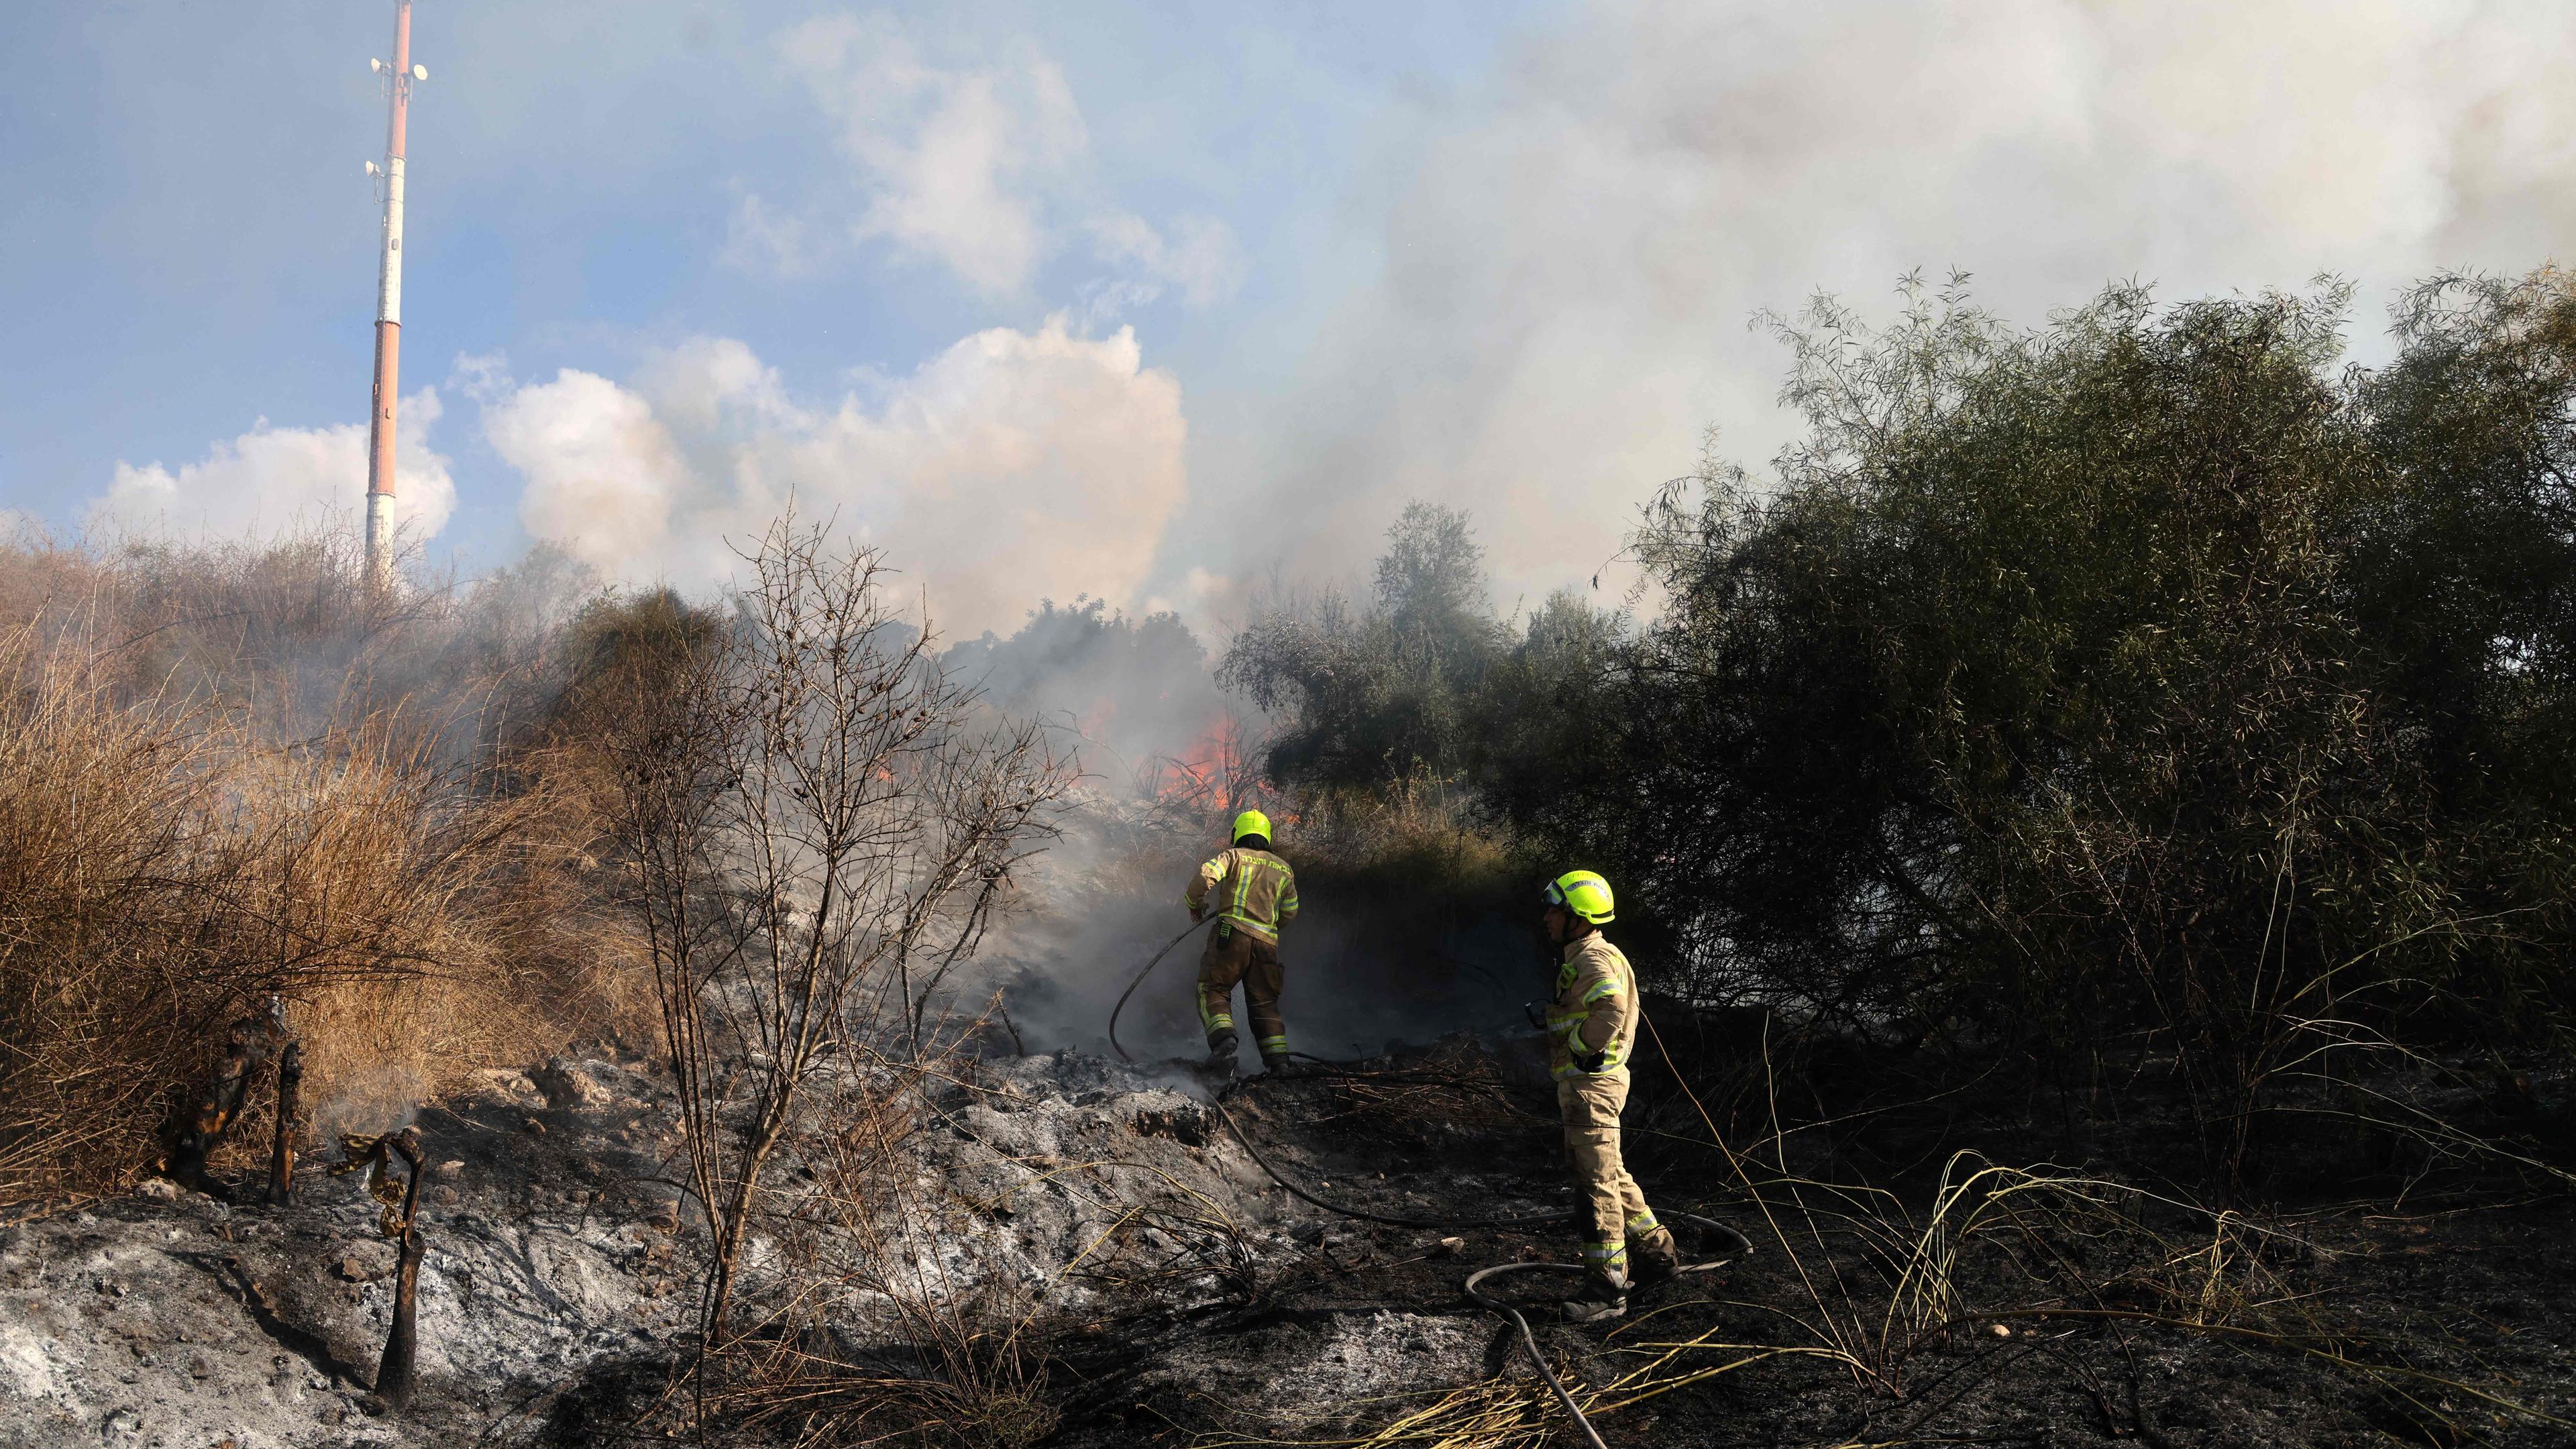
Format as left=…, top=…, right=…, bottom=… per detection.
left=8, top=1035, right=2575, bottom=1448
left=1023, top=1035, right=2576, bottom=1449
left=0, top=1056, right=694, bottom=1448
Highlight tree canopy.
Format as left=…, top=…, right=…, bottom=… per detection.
left=1232, top=269, right=2576, bottom=1166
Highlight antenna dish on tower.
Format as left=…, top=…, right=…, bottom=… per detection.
left=412, top=64, right=428, bottom=80
left=370, top=57, right=384, bottom=72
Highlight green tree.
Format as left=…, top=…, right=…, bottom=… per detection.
left=1502, top=270, right=2576, bottom=1177
left=1221, top=502, right=1509, bottom=789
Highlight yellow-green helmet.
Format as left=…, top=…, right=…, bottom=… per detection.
left=1544, top=869, right=1615, bottom=925
left=1231, top=809, right=1273, bottom=845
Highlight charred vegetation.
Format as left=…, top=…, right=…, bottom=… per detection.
left=9, top=266, right=2576, bottom=1449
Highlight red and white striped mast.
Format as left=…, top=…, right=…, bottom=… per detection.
left=363, top=1, right=424, bottom=592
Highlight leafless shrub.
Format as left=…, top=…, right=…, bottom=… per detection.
left=604, top=515, right=1073, bottom=1366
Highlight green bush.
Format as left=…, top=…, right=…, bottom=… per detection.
left=1220, top=502, right=1511, bottom=790
left=1232, top=269, right=2576, bottom=1174
left=1532, top=271, right=2576, bottom=1171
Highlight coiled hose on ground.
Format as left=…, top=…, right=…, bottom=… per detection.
left=1106, top=920, right=1754, bottom=1447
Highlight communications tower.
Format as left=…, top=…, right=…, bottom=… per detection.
left=362, top=1, right=425, bottom=592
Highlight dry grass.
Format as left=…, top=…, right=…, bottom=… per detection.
left=0, top=529, right=647, bottom=1210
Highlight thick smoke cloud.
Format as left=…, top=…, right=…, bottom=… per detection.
left=483, top=322, right=1189, bottom=641
left=91, top=388, right=458, bottom=543
left=1175, top=0, right=2576, bottom=616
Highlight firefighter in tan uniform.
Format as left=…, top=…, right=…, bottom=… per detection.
left=1185, top=810, right=1300, bottom=1075
left=1538, top=869, right=1680, bottom=1322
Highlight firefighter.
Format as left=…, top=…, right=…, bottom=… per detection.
left=1185, top=810, right=1300, bottom=1075
left=1535, top=869, right=1679, bottom=1322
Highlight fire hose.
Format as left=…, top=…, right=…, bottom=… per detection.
left=1104, top=919, right=1420, bottom=1073
left=1106, top=921, right=1751, bottom=1446
left=1106, top=916, right=1214, bottom=1067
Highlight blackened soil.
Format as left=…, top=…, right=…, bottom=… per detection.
left=1041, top=1038, right=2576, bottom=1449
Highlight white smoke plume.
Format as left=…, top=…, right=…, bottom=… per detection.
left=1168, top=0, right=2576, bottom=617
left=768, top=13, right=1085, bottom=294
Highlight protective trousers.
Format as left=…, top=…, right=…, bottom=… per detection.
left=1558, top=1073, right=1676, bottom=1285
left=1198, top=926, right=1287, bottom=1059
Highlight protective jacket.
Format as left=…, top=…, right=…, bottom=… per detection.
left=1546, top=928, right=1672, bottom=1293
left=1185, top=847, right=1299, bottom=945
left=1546, top=931, right=1637, bottom=1081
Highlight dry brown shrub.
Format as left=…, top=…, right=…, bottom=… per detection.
left=0, top=634, right=229, bottom=1194
left=0, top=529, right=644, bottom=1208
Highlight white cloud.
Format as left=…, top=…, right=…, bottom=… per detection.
left=91, top=389, right=457, bottom=543
left=489, top=322, right=1189, bottom=640
left=771, top=15, right=1087, bottom=295
left=720, top=191, right=823, bottom=278
left=1188, top=0, right=2576, bottom=616
left=1089, top=212, right=1247, bottom=309
left=738, top=16, right=1244, bottom=314
left=449, top=351, right=515, bottom=405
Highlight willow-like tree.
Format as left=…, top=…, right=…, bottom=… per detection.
left=1512, top=270, right=2576, bottom=1181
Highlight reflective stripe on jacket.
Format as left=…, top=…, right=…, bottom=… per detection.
left=1185, top=847, right=1299, bottom=944
left=1546, top=932, right=1637, bottom=1081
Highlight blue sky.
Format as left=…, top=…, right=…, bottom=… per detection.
left=0, top=2, right=1548, bottom=605
left=5, top=1, right=2573, bottom=637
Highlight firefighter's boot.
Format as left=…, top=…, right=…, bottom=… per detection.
left=1562, top=1269, right=1628, bottom=1324
left=1261, top=1051, right=1299, bottom=1078
left=1629, top=1236, right=1681, bottom=1292
left=1206, top=1030, right=1240, bottom=1075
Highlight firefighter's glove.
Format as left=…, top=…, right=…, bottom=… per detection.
left=1575, top=1048, right=1610, bottom=1075
left=1189, top=906, right=1203, bottom=924
left=1523, top=1000, right=1548, bottom=1032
